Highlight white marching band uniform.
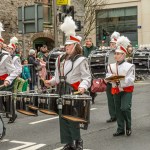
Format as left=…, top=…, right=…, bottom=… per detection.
left=0, top=50, right=18, bottom=85
left=12, top=55, right=22, bottom=75
left=49, top=55, right=91, bottom=90
left=106, top=62, right=135, bottom=91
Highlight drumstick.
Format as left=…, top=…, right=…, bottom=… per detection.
left=0, top=85, right=5, bottom=90
left=73, top=91, right=81, bottom=95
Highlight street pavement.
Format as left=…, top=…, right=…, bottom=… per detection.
left=0, top=80, right=150, bottom=150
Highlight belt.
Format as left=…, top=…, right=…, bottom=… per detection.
left=111, top=86, right=134, bottom=94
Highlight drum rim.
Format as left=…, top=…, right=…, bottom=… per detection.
left=0, top=91, right=12, bottom=96
left=62, top=94, right=92, bottom=99
left=38, top=94, right=59, bottom=97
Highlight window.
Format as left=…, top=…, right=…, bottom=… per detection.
left=96, top=7, right=137, bottom=47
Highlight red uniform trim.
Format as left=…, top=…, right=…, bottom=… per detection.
left=111, top=86, right=134, bottom=94
left=0, top=38, right=4, bottom=43
left=111, top=87, right=120, bottom=95
left=0, top=74, right=8, bottom=80
left=71, top=81, right=80, bottom=90
left=70, top=36, right=80, bottom=43
left=123, top=86, right=134, bottom=92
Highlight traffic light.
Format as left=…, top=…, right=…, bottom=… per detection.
left=102, top=29, right=109, bottom=40
left=59, top=5, right=74, bottom=22
left=66, top=6, right=74, bottom=19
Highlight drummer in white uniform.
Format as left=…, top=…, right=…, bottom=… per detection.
left=44, top=16, right=91, bottom=150
left=0, top=22, right=18, bottom=139
left=6, top=37, right=24, bottom=123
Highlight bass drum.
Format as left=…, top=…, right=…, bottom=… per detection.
left=132, top=49, right=150, bottom=75
left=88, top=48, right=112, bottom=78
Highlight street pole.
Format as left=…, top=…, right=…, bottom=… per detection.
left=53, top=0, right=58, bottom=47
left=22, top=6, right=26, bottom=57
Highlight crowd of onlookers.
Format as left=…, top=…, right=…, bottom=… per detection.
left=17, top=45, right=50, bottom=92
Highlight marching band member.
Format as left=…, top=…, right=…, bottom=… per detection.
left=106, top=31, right=120, bottom=123
left=0, top=22, right=18, bottom=139
left=45, top=16, right=91, bottom=150
left=106, top=36, right=135, bottom=136
left=5, top=37, right=23, bottom=123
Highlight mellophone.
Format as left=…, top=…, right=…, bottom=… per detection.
left=0, top=90, right=91, bottom=125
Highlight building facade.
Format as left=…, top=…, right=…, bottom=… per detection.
left=92, top=0, right=150, bottom=47
left=0, top=0, right=84, bottom=56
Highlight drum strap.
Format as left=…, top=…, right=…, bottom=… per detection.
left=109, top=63, right=119, bottom=75
left=0, top=52, right=8, bottom=62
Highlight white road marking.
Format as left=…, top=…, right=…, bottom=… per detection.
left=90, top=108, right=97, bottom=110
left=0, top=139, right=9, bottom=142
left=54, top=148, right=92, bottom=150
left=135, top=82, right=150, bottom=85
left=29, top=108, right=97, bottom=125
left=29, top=116, right=59, bottom=125
left=9, top=141, right=36, bottom=150
left=22, top=144, right=46, bottom=150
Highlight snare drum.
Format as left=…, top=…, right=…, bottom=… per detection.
left=61, top=95, right=91, bottom=123
left=0, top=91, right=12, bottom=114
left=38, top=94, right=59, bottom=115
left=15, top=92, right=39, bottom=116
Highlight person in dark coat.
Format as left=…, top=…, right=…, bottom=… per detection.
left=83, top=37, right=97, bottom=104
left=28, top=49, right=40, bottom=91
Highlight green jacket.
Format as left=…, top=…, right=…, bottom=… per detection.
left=83, top=45, right=97, bottom=58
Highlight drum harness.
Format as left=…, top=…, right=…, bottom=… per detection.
left=57, top=54, right=90, bottom=130
left=56, top=54, right=82, bottom=110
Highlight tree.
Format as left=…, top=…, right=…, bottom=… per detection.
left=84, top=0, right=107, bottom=40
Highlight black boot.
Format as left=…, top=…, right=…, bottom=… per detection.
left=8, top=114, right=17, bottom=124
left=0, top=127, right=6, bottom=140
left=61, top=143, right=76, bottom=150
left=76, top=139, right=83, bottom=150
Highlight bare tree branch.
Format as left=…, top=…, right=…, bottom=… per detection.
left=84, top=0, right=108, bottom=40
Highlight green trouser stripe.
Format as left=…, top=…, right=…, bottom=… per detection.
left=13, top=78, right=25, bottom=93
left=59, top=110, right=80, bottom=144
left=106, top=83, right=116, bottom=118
left=114, top=92, right=132, bottom=132
left=22, top=81, right=28, bottom=92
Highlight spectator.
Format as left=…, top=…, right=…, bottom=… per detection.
left=83, top=37, right=97, bottom=57
left=83, top=37, right=97, bottom=104
left=28, top=49, right=40, bottom=91
left=21, top=58, right=31, bottom=91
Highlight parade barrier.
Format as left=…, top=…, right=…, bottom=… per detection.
left=132, top=48, right=150, bottom=75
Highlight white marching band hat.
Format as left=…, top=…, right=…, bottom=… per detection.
left=8, top=36, right=18, bottom=49
left=116, top=36, right=131, bottom=54
left=60, top=16, right=82, bottom=45
left=110, top=31, right=120, bottom=43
